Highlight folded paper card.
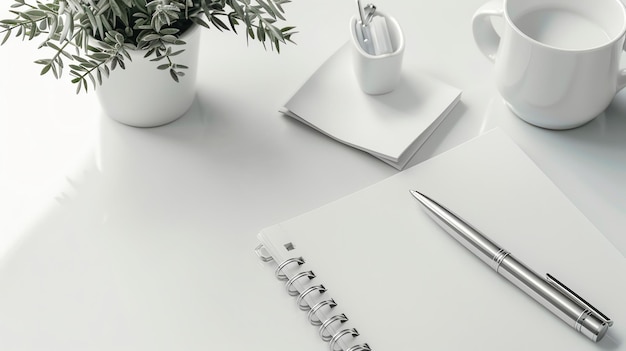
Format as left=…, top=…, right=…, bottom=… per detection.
left=256, top=128, right=626, bottom=351
left=281, top=42, right=462, bottom=170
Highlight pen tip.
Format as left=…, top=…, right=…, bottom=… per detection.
left=409, top=189, right=424, bottom=200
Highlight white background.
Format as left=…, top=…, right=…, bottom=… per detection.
left=1, top=0, right=625, bottom=350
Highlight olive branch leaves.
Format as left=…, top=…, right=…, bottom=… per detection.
left=1, top=0, right=296, bottom=93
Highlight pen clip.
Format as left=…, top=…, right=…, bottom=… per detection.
left=546, top=273, right=613, bottom=327
left=356, top=0, right=377, bottom=26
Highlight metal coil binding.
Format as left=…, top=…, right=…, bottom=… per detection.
left=297, top=285, right=327, bottom=311
left=267, top=253, right=371, bottom=351
left=285, top=270, right=316, bottom=296
left=345, top=344, right=371, bottom=351
left=274, top=256, right=305, bottom=281
left=307, top=299, right=336, bottom=325
left=319, top=313, right=349, bottom=341
left=329, top=328, right=359, bottom=351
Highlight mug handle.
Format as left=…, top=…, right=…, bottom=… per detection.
left=618, top=41, right=626, bottom=90
left=472, top=0, right=505, bottom=62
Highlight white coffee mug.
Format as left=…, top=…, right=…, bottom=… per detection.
left=473, top=0, right=626, bottom=129
left=350, top=12, right=405, bottom=95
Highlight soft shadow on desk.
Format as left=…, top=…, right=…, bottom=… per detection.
left=600, top=333, right=624, bottom=351
left=0, top=97, right=291, bottom=349
left=402, top=101, right=468, bottom=169
left=482, top=95, right=626, bottom=207
left=482, top=94, right=626, bottom=257
left=371, top=75, right=424, bottom=113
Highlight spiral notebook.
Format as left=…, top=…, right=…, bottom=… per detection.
left=255, top=128, right=626, bottom=351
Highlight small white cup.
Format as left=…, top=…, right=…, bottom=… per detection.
left=473, top=0, right=626, bottom=129
left=350, top=12, right=405, bottom=95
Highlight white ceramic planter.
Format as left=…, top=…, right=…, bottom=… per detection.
left=96, top=26, right=201, bottom=127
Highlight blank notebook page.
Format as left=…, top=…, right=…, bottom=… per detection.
left=258, top=128, right=626, bottom=351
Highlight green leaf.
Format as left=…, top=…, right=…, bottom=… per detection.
left=160, top=34, right=178, bottom=43
left=272, top=0, right=286, bottom=13
left=257, top=0, right=275, bottom=19
left=90, top=52, right=111, bottom=60
left=159, top=28, right=179, bottom=35
left=55, top=56, right=64, bottom=68
left=227, top=12, right=239, bottom=32
left=28, top=26, right=37, bottom=40
left=55, top=62, right=62, bottom=78
left=94, top=13, right=104, bottom=39
left=140, top=33, right=160, bottom=42
left=37, top=3, right=55, bottom=12
left=0, top=19, right=20, bottom=25
left=190, top=16, right=210, bottom=29
left=169, top=68, right=179, bottom=82
left=75, top=79, right=83, bottom=94
left=24, top=9, right=45, bottom=18
left=40, top=64, right=51, bottom=75
left=60, top=12, right=72, bottom=42
left=157, top=63, right=170, bottom=70
left=45, top=41, right=60, bottom=51
left=230, top=0, right=244, bottom=19
left=256, top=22, right=264, bottom=42
left=84, top=7, right=99, bottom=37
left=82, top=61, right=97, bottom=69
left=97, top=67, right=102, bottom=85
left=150, top=55, right=166, bottom=61
left=114, top=32, right=124, bottom=45
left=143, top=47, right=155, bottom=58
left=109, top=0, right=128, bottom=26
left=34, top=58, right=52, bottom=65
left=72, top=55, right=89, bottom=64
left=274, top=37, right=280, bottom=53
left=87, top=72, right=96, bottom=88
left=266, top=23, right=283, bottom=42
left=210, top=15, right=229, bottom=31
left=60, top=49, right=73, bottom=60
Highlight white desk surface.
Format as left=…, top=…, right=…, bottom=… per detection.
left=1, top=1, right=624, bottom=350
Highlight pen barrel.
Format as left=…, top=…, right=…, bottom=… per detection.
left=497, top=255, right=609, bottom=342
left=411, top=190, right=611, bottom=342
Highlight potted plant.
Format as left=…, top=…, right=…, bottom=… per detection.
left=0, top=0, right=296, bottom=126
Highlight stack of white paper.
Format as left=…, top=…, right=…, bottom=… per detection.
left=282, top=42, right=462, bottom=170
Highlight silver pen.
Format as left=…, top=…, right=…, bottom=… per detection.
left=410, top=190, right=613, bottom=342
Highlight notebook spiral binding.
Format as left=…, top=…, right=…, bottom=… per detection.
left=256, top=244, right=371, bottom=351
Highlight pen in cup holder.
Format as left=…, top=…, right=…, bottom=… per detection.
left=356, top=0, right=377, bottom=54
left=350, top=1, right=405, bottom=95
